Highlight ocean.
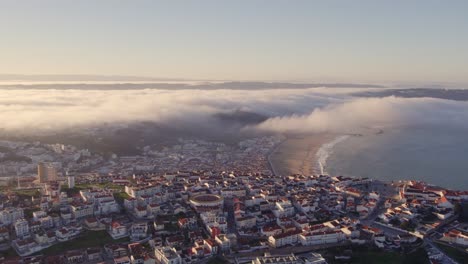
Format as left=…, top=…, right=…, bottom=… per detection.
left=324, top=125, right=468, bottom=190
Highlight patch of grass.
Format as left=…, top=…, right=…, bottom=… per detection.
left=75, top=183, right=124, bottom=191
left=61, top=186, right=83, bottom=196
left=113, top=191, right=131, bottom=204
left=24, top=207, right=40, bottom=219
left=0, top=247, right=18, bottom=258
left=13, top=188, right=41, bottom=197
left=435, top=242, right=468, bottom=264
left=61, top=183, right=125, bottom=197
left=36, top=230, right=129, bottom=256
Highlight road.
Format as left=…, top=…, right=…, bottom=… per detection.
left=228, top=241, right=350, bottom=260
left=225, top=198, right=237, bottom=234
left=266, top=138, right=286, bottom=176
left=425, top=239, right=459, bottom=264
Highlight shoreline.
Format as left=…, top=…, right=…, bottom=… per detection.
left=314, top=135, right=350, bottom=175
left=268, top=133, right=337, bottom=176
left=268, top=132, right=468, bottom=192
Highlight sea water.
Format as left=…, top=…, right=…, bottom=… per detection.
left=325, top=125, right=468, bottom=190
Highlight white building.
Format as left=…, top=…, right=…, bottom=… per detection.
left=39, top=216, right=54, bottom=229
left=125, top=185, right=161, bottom=198
left=14, top=219, right=30, bottom=238
left=442, top=230, right=468, bottom=246
left=130, top=222, right=148, bottom=240
left=108, top=221, right=129, bottom=240
left=273, top=199, right=295, bottom=218
left=268, top=230, right=301, bottom=248
left=0, top=207, right=24, bottom=225
left=299, top=230, right=345, bottom=246
left=215, top=234, right=231, bottom=252
left=67, top=174, right=75, bottom=188
left=71, top=203, right=94, bottom=219
left=96, top=199, right=120, bottom=215
left=154, top=246, right=182, bottom=264
left=236, top=216, right=256, bottom=229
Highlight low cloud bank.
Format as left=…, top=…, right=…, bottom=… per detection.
left=0, top=85, right=467, bottom=135
left=254, top=96, right=468, bottom=134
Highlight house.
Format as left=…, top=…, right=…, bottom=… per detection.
left=71, top=202, right=94, bottom=219
left=153, top=220, right=165, bottom=232
left=85, top=217, right=100, bottom=229
left=65, top=250, right=85, bottom=263
left=105, top=244, right=128, bottom=258
left=261, top=224, right=283, bottom=237
left=178, top=217, right=197, bottom=229
left=436, top=196, right=454, bottom=209
left=435, top=209, right=454, bottom=220
left=13, top=238, right=36, bottom=255
left=86, top=248, right=103, bottom=262
left=268, top=230, right=301, bottom=248
left=442, top=229, right=468, bottom=246
left=130, top=222, right=148, bottom=240
left=154, top=246, right=182, bottom=264
left=108, top=221, right=129, bottom=240
left=215, top=234, right=231, bottom=252
left=273, top=199, right=295, bottom=218
left=236, top=216, right=256, bottom=229
left=114, top=256, right=131, bottom=264
left=134, top=205, right=148, bottom=219
left=165, top=235, right=184, bottom=247
left=33, top=231, right=48, bottom=245
left=55, top=224, right=83, bottom=242
left=128, top=243, right=145, bottom=264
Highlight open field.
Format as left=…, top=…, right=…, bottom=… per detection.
left=62, top=182, right=125, bottom=196
left=13, top=188, right=41, bottom=198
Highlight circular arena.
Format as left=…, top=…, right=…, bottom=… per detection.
left=189, top=194, right=224, bottom=212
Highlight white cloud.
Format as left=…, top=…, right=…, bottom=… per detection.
left=0, top=86, right=467, bottom=135
left=254, top=96, right=468, bottom=134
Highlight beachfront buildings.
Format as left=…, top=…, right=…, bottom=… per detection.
left=299, top=230, right=346, bottom=246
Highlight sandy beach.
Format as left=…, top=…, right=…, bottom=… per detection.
left=269, top=133, right=337, bottom=176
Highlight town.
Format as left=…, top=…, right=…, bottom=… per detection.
left=0, top=138, right=467, bottom=264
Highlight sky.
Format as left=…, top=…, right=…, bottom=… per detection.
left=1, top=1, right=468, bottom=83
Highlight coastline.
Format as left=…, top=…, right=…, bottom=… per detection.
left=315, top=135, right=350, bottom=175
left=268, top=133, right=337, bottom=176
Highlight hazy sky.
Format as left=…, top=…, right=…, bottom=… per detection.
left=1, top=1, right=467, bottom=83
